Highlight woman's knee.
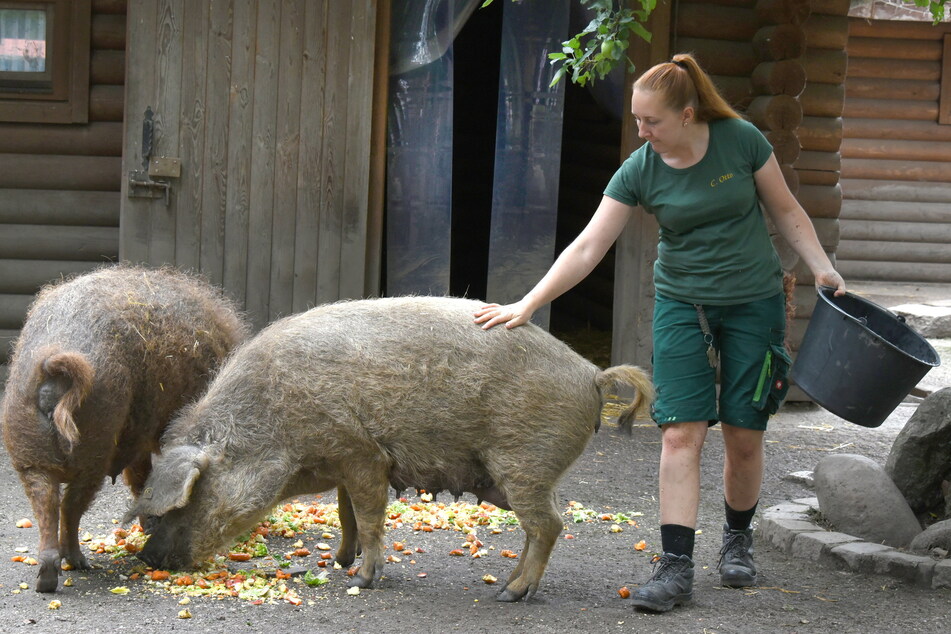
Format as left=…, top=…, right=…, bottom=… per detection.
left=661, top=422, right=707, bottom=454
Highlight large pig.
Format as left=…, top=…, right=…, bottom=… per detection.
left=128, top=296, right=652, bottom=602
left=1, top=265, right=248, bottom=592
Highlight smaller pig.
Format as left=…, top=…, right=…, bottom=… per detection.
left=1, top=265, right=248, bottom=592
left=128, top=296, right=652, bottom=602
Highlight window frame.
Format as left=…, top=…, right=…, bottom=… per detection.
left=0, top=0, right=90, bottom=123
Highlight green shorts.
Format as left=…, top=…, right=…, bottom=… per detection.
left=651, top=292, right=791, bottom=430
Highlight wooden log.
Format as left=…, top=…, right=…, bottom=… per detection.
left=0, top=190, right=120, bottom=226
left=837, top=240, right=951, bottom=263
left=0, top=155, right=121, bottom=191
left=846, top=58, right=940, bottom=82
left=836, top=260, right=951, bottom=283
left=794, top=149, right=840, bottom=172
left=0, top=294, right=33, bottom=330
left=809, top=0, right=851, bottom=16
left=844, top=118, right=951, bottom=142
left=801, top=48, right=847, bottom=84
left=848, top=19, right=948, bottom=40
left=795, top=168, right=839, bottom=186
left=839, top=220, right=951, bottom=243
left=90, top=50, right=125, bottom=85
left=839, top=178, right=951, bottom=203
left=711, top=75, right=754, bottom=109
left=91, top=13, right=126, bottom=50
left=0, top=122, right=122, bottom=156
left=797, top=116, right=842, bottom=152
left=848, top=37, right=944, bottom=61
left=803, top=13, right=848, bottom=49
left=755, top=0, right=810, bottom=25
left=0, top=259, right=103, bottom=294
left=840, top=199, right=951, bottom=223
left=841, top=138, right=951, bottom=163
left=93, top=0, right=127, bottom=14
left=0, top=225, right=119, bottom=261
left=843, top=98, right=938, bottom=122
left=799, top=83, right=843, bottom=117
left=796, top=183, right=842, bottom=218
left=841, top=158, right=951, bottom=182
left=845, top=77, right=939, bottom=102
left=747, top=94, right=802, bottom=131
left=766, top=129, right=802, bottom=164
left=89, top=84, right=125, bottom=122
left=752, top=24, right=806, bottom=61
left=677, top=38, right=755, bottom=76
left=751, top=60, right=806, bottom=96
left=676, top=3, right=758, bottom=40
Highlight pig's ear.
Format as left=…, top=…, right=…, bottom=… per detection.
left=126, top=445, right=211, bottom=520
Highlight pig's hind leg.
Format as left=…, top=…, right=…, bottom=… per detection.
left=342, top=464, right=390, bottom=589
left=496, top=488, right=562, bottom=602
left=334, top=485, right=361, bottom=567
left=18, top=469, right=63, bottom=592
left=59, top=473, right=106, bottom=571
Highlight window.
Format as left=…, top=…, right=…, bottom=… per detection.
left=0, top=0, right=90, bottom=123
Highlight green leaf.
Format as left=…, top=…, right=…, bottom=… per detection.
left=303, top=570, right=330, bottom=587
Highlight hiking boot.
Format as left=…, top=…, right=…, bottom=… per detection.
left=719, top=523, right=756, bottom=587
left=630, top=553, right=694, bottom=612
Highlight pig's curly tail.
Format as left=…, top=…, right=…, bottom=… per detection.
left=596, top=365, right=654, bottom=434
left=40, top=351, right=94, bottom=449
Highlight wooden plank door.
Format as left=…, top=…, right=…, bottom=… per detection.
left=120, top=0, right=381, bottom=330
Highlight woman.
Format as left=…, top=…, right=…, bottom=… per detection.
left=474, top=53, right=846, bottom=613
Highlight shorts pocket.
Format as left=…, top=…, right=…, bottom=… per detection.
left=751, top=343, right=792, bottom=415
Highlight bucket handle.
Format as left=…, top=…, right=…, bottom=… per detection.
left=818, top=285, right=906, bottom=324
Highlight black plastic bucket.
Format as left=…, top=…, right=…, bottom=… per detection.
left=790, top=288, right=941, bottom=427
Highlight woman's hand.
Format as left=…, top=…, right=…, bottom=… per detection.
left=815, top=268, right=846, bottom=297
left=473, top=300, right=535, bottom=330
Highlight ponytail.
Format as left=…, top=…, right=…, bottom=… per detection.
left=634, top=52, right=740, bottom=122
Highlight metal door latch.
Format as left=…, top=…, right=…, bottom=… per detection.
left=128, top=106, right=180, bottom=206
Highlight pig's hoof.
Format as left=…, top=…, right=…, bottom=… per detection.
left=496, top=586, right=528, bottom=602
left=64, top=553, right=91, bottom=570
left=35, top=568, right=59, bottom=593
left=347, top=574, right=374, bottom=589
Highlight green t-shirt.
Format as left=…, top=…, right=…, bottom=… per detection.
left=603, top=117, right=783, bottom=305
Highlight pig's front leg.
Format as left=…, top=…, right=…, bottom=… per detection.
left=19, top=469, right=62, bottom=592
left=59, top=475, right=105, bottom=571
left=335, top=485, right=361, bottom=567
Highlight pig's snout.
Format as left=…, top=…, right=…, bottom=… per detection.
left=137, top=526, right=191, bottom=571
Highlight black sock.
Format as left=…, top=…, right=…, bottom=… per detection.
left=660, top=524, right=695, bottom=559
left=725, top=499, right=758, bottom=531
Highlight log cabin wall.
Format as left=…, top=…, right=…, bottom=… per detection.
left=0, top=0, right=126, bottom=378
left=837, top=18, right=951, bottom=283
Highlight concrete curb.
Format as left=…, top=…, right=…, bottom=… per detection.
left=761, top=497, right=951, bottom=590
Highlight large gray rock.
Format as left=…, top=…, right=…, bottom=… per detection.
left=891, top=303, right=951, bottom=338
left=815, top=453, right=922, bottom=548
left=885, top=388, right=951, bottom=518
left=910, top=519, right=951, bottom=556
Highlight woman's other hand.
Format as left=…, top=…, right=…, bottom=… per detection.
left=815, top=268, right=846, bottom=297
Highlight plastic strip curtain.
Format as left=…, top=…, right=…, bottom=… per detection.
left=484, top=0, right=570, bottom=328
left=385, top=0, right=478, bottom=296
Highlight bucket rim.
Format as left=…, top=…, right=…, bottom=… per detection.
left=817, top=287, right=941, bottom=368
